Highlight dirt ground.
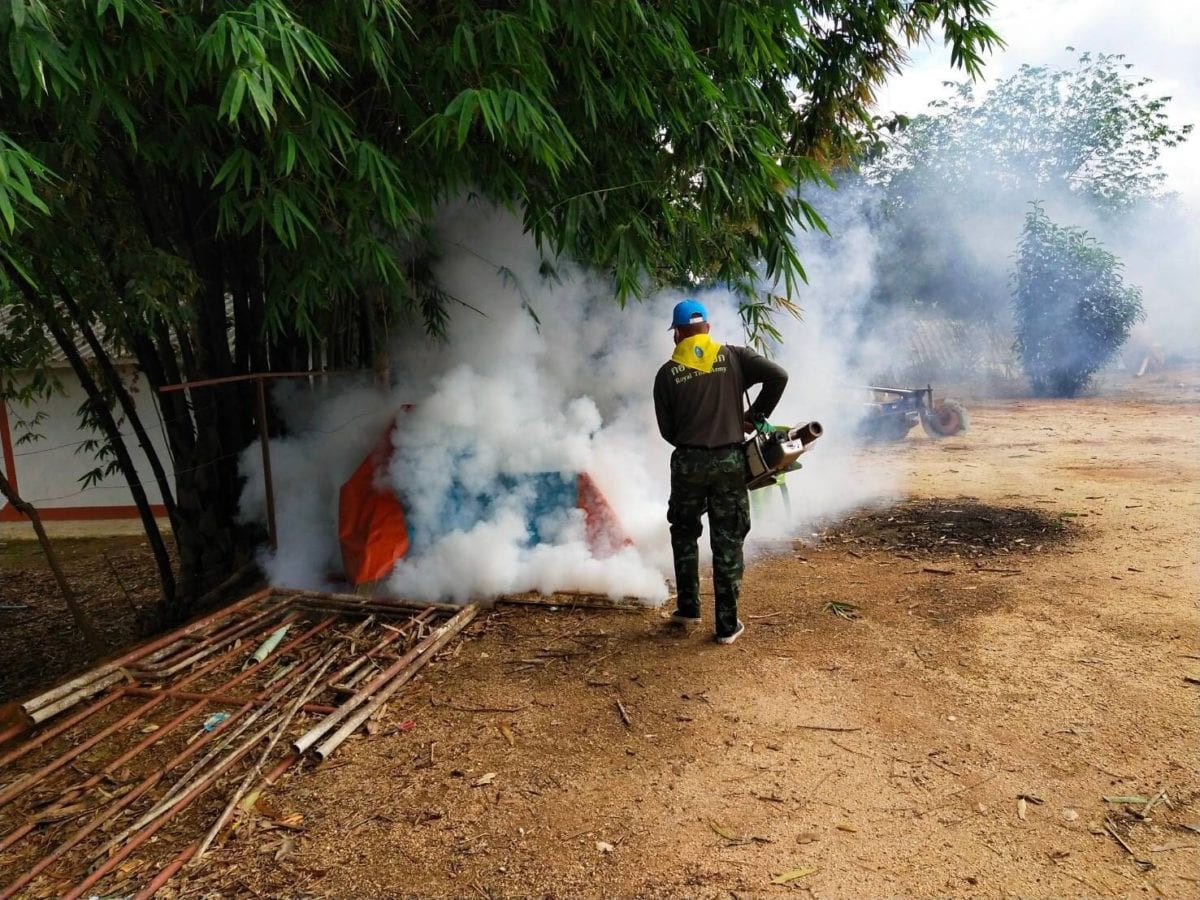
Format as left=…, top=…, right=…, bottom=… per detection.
left=0, top=535, right=160, bottom=703
left=2, top=368, right=1197, bottom=898
left=146, top=367, right=1192, bottom=899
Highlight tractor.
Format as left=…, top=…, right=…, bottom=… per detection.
left=858, top=385, right=969, bottom=442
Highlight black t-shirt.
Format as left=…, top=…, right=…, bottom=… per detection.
left=653, top=343, right=788, bottom=448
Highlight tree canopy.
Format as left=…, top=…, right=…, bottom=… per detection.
left=872, top=51, right=1192, bottom=209
left=0, top=0, right=1001, bottom=618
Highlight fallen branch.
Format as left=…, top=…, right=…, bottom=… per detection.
left=1139, top=789, right=1168, bottom=819
left=831, top=738, right=872, bottom=759
left=615, top=698, right=632, bottom=728
left=1104, top=818, right=1154, bottom=869
left=796, top=724, right=862, bottom=733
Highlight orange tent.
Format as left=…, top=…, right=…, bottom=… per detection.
left=578, top=471, right=633, bottom=557
left=338, top=425, right=409, bottom=586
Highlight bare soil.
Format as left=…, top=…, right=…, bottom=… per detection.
left=7, top=367, right=1200, bottom=898
left=0, top=536, right=159, bottom=703
left=165, top=367, right=1197, bottom=899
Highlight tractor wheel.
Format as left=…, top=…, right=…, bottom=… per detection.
left=921, top=399, right=969, bottom=438
left=861, top=414, right=916, bottom=442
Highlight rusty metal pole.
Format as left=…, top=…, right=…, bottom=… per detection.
left=255, top=377, right=278, bottom=550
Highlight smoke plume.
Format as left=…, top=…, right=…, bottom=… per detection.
left=238, top=197, right=898, bottom=604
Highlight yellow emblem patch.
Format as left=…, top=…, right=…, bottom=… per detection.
left=671, top=334, right=723, bottom=373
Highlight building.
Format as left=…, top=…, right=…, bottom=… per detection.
left=1, top=313, right=169, bottom=526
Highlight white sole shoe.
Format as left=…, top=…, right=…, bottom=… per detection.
left=669, top=613, right=702, bottom=625
left=716, top=621, right=745, bottom=644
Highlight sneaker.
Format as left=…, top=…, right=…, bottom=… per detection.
left=715, top=621, right=745, bottom=644
left=669, top=611, right=702, bottom=625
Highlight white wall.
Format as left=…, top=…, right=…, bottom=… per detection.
left=3, top=366, right=173, bottom=514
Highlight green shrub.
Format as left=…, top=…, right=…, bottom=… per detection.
left=1013, top=205, right=1143, bottom=396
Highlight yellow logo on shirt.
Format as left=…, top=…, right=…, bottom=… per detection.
left=671, top=334, right=724, bottom=374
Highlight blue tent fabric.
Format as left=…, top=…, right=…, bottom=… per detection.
left=409, top=471, right=579, bottom=552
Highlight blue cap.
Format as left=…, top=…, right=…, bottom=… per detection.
left=669, top=299, right=708, bottom=330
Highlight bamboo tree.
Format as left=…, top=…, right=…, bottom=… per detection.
left=0, top=469, right=102, bottom=655
left=2, top=259, right=179, bottom=616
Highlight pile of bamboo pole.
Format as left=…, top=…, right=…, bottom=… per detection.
left=0, top=588, right=478, bottom=899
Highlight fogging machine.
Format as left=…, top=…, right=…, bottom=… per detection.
left=744, top=420, right=822, bottom=491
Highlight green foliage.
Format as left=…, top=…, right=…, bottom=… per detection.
left=0, top=1, right=1001, bottom=346
left=874, top=50, right=1192, bottom=209
left=1012, top=204, right=1143, bottom=397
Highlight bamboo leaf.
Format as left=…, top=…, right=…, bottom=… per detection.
left=772, top=867, right=818, bottom=884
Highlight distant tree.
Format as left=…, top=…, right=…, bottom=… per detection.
left=0, top=1, right=1001, bottom=619
left=876, top=50, right=1192, bottom=207
left=1012, top=205, right=1143, bottom=397
left=865, top=51, right=1191, bottom=319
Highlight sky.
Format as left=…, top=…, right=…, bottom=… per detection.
left=872, top=0, right=1200, bottom=207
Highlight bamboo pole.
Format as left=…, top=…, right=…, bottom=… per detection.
left=497, top=591, right=649, bottom=611
left=0, top=613, right=328, bottom=810
left=192, top=653, right=339, bottom=863
left=20, top=588, right=275, bottom=720
left=314, top=604, right=479, bottom=760
left=291, top=608, right=461, bottom=756
left=287, top=588, right=461, bottom=614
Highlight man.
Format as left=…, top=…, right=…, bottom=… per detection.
left=653, top=299, right=788, bottom=643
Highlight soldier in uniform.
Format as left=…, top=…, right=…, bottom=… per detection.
left=653, top=299, right=789, bottom=643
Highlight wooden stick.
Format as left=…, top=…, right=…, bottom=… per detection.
left=192, top=653, right=338, bottom=864
left=313, top=604, right=480, bottom=760
left=796, top=724, right=862, bottom=732
left=1139, top=789, right=1168, bottom=819
left=498, top=592, right=648, bottom=612
left=1104, top=818, right=1153, bottom=867
left=615, top=698, right=632, bottom=728
left=831, top=738, right=872, bottom=759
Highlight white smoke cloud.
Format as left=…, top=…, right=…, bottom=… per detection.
left=236, top=381, right=397, bottom=587
left=238, top=197, right=899, bottom=604
left=872, top=17, right=1200, bottom=363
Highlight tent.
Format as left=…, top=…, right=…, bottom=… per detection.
left=338, top=425, right=630, bottom=587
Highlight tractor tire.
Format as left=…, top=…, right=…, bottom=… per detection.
left=861, top=414, right=917, bottom=443
left=921, top=399, right=969, bottom=438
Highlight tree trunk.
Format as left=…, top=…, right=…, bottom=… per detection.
left=2, top=259, right=180, bottom=620
left=0, top=470, right=103, bottom=655
left=53, top=278, right=181, bottom=529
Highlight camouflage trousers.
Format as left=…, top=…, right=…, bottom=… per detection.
left=668, top=446, right=751, bottom=637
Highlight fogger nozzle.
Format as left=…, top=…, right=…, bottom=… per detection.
left=788, top=421, right=823, bottom=446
